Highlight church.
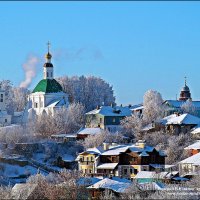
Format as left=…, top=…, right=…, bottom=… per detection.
left=164, top=78, right=200, bottom=117
left=27, top=43, right=69, bottom=116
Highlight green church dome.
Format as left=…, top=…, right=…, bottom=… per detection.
left=32, top=79, right=63, bottom=93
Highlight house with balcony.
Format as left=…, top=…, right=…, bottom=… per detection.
left=76, top=141, right=166, bottom=178
left=76, top=147, right=103, bottom=174
left=178, top=152, right=200, bottom=176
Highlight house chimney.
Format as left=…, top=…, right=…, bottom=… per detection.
left=128, top=104, right=132, bottom=108
left=136, top=140, right=146, bottom=148
left=103, top=142, right=109, bottom=151
left=174, top=112, right=180, bottom=117
left=97, top=105, right=100, bottom=110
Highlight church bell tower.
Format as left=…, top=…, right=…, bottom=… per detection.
left=43, top=41, right=54, bottom=80
left=179, top=77, right=192, bottom=101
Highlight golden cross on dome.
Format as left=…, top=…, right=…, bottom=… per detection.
left=47, top=41, right=51, bottom=53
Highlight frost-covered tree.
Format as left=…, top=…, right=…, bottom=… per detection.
left=143, top=90, right=164, bottom=124
left=121, top=114, right=144, bottom=139
left=181, top=99, right=197, bottom=115
left=0, top=186, right=12, bottom=199
left=33, top=103, right=85, bottom=137
left=25, top=170, right=88, bottom=200
left=0, top=80, right=29, bottom=114
left=57, top=76, right=115, bottom=112
left=12, top=87, right=30, bottom=112
left=165, top=133, right=191, bottom=164
left=82, top=130, right=125, bottom=149
left=121, top=90, right=164, bottom=139
left=82, top=131, right=108, bottom=149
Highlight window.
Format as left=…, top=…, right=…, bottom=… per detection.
left=89, top=169, right=92, bottom=174
left=100, top=118, right=102, bottom=123
left=51, top=72, right=53, bottom=77
left=91, top=157, right=93, bottom=161
left=130, top=168, right=133, bottom=174
left=5, top=119, right=7, bottom=123
left=112, top=118, right=116, bottom=123
left=111, top=156, right=117, bottom=162
left=134, top=169, right=138, bottom=174
left=132, top=157, right=137, bottom=162
left=35, top=103, right=38, bottom=108
left=124, top=169, right=127, bottom=175
left=47, top=72, right=49, bottom=77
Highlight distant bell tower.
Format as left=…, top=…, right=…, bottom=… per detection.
left=43, top=41, right=54, bottom=79
left=179, top=76, right=192, bottom=101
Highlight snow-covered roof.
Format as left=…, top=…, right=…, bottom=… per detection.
left=191, top=125, right=200, bottom=135
left=129, top=145, right=154, bottom=153
left=101, top=145, right=131, bottom=156
left=184, top=140, right=200, bottom=150
left=139, top=151, right=149, bottom=157
left=51, top=133, right=77, bottom=138
left=160, top=113, right=200, bottom=125
left=164, top=165, right=175, bottom=169
left=150, top=164, right=165, bottom=169
left=61, top=154, right=75, bottom=162
left=86, top=106, right=132, bottom=117
left=86, top=147, right=104, bottom=155
left=179, top=152, right=200, bottom=165
left=159, top=114, right=177, bottom=125
left=134, top=171, right=156, bottom=179
left=78, top=177, right=103, bottom=186
left=165, top=100, right=200, bottom=109
left=97, top=163, right=118, bottom=170
left=47, top=98, right=67, bottom=108
left=87, top=178, right=131, bottom=193
left=130, top=105, right=144, bottom=111
left=99, top=144, right=157, bottom=156
left=134, top=171, right=168, bottom=179
left=142, top=123, right=155, bottom=132
left=77, top=127, right=103, bottom=135
left=11, top=183, right=38, bottom=199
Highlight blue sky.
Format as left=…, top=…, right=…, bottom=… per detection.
left=1, top=2, right=200, bottom=105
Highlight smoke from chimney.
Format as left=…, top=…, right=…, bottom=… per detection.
left=20, top=55, right=41, bottom=88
